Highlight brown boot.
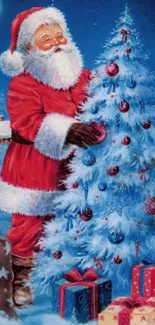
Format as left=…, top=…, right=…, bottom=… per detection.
left=12, top=254, right=35, bottom=308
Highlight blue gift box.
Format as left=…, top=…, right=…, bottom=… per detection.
left=51, top=275, right=112, bottom=323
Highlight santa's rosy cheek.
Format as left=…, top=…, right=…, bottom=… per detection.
left=37, top=41, right=54, bottom=51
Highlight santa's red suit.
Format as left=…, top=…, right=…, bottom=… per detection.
left=0, top=6, right=91, bottom=259
left=1, top=69, right=90, bottom=257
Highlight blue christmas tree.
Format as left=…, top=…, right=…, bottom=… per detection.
left=34, top=5, right=155, bottom=298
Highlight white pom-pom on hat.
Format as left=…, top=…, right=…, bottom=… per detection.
left=0, top=50, right=24, bottom=77
left=0, top=6, right=69, bottom=77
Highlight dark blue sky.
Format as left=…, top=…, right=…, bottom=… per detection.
left=0, top=0, right=155, bottom=117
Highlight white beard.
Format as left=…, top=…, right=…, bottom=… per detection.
left=23, top=42, right=83, bottom=90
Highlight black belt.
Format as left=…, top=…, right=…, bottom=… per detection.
left=12, top=130, right=34, bottom=145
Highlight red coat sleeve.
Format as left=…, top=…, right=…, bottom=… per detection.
left=7, top=75, right=45, bottom=142
left=7, top=74, right=75, bottom=160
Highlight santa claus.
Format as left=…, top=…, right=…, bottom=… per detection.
left=0, top=7, right=101, bottom=308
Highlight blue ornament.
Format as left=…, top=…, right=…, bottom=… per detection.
left=98, top=182, right=107, bottom=191
left=108, top=230, right=125, bottom=244
left=127, top=77, right=137, bottom=89
left=82, top=151, right=96, bottom=166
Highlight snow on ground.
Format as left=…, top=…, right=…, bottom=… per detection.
left=18, top=312, right=97, bottom=325
left=0, top=314, right=21, bottom=325
left=1, top=312, right=96, bottom=325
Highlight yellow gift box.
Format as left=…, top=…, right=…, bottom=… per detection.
left=131, top=306, right=155, bottom=325
left=98, top=296, right=155, bottom=325
left=98, top=305, right=130, bottom=325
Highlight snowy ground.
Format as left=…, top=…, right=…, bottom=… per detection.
left=1, top=312, right=97, bottom=325
left=0, top=146, right=98, bottom=325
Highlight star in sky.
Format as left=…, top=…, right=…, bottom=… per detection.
left=0, top=267, right=9, bottom=279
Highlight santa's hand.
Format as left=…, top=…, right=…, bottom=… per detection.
left=66, top=123, right=101, bottom=148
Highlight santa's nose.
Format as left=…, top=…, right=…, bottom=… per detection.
left=59, top=37, right=67, bottom=45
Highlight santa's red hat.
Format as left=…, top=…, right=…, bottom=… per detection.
left=0, top=6, right=69, bottom=76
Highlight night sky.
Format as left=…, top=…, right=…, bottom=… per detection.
left=0, top=0, right=155, bottom=118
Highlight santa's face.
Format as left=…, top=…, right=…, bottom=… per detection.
left=24, top=23, right=83, bottom=90
left=30, top=24, right=68, bottom=52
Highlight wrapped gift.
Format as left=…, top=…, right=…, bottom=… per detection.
left=98, top=296, right=155, bottom=325
left=51, top=268, right=112, bottom=323
left=132, top=261, right=155, bottom=298
left=99, top=305, right=130, bottom=325
left=131, top=306, right=155, bottom=325
left=144, top=266, right=155, bottom=298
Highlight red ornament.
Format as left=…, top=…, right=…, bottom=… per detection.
left=105, top=218, right=108, bottom=221
left=74, top=237, right=77, bottom=241
left=76, top=230, right=80, bottom=234
left=142, top=121, right=151, bottom=129
left=80, top=208, right=93, bottom=221
left=118, top=101, right=130, bottom=113
left=72, top=182, right=79, bottom=189
left=122, top=136, right=131, bottom=146
left=53, top=250, right=62, bottom=259
left=107, top=166, right=119, bottom=176
left=105, top=62, right=119, bottom=77
left=145, top=197, right=155, bottom=215
left=90, top=122, right=107, bottom=144
left=125, top=48, right=132, bottom=53
left=114, top=256, right=122, bottom=264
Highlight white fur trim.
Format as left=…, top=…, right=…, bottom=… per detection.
left=0, top=50, right=24, bottom=77
left=34, top=113, right=75, bottom=160
left=0, top=121, right=11, bottom=139
left=17, top=7, right=69, bottom=51
left=0, top=178, right=61, bottom=216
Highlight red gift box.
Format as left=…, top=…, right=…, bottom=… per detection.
left=144, top=266, right=155, bottom=298
left=132, top=263, right=155, bottom=298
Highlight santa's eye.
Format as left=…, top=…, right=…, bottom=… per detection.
left=44, top=38, right=51, bottom=42
left=41, top=35, right=51, bottom=42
